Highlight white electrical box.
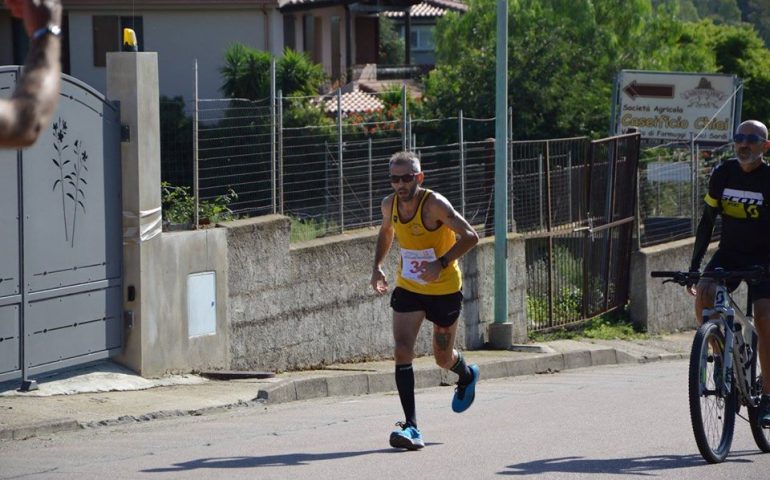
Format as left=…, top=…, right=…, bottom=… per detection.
left=187, top=271, right=216, bottom=337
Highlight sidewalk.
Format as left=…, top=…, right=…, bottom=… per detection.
left=0, top=332, right=694, bottom=441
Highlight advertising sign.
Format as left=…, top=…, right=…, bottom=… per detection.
left=615, top=70, right=740, bottom=143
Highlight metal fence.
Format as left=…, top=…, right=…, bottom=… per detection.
left=637, top=140, right=732, bottom=247
left=159, top=87, right=641, bottom=333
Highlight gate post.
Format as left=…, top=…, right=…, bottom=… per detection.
left=106, top=52, right=162, bottom=373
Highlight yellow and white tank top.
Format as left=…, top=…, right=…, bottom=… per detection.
left=392, top=189, right=462, bottom=295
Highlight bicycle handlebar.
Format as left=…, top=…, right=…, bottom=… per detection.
left=650, top=266, right=768, bottom=286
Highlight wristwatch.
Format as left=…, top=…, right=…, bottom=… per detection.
left=438, top=256, right=449, bottom=269
left=32, top=24, right=62, bottom=41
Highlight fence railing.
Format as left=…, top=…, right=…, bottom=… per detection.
left=637, top=140, right=731, bottom=248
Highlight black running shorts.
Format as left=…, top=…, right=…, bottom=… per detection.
left=704, top=249, right=770, bottom=301
left=390, top=287, right=463, bottom=327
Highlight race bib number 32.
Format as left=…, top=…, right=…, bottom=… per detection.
left=400, top=248, right=437, bottom=284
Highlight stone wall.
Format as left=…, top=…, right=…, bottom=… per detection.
left=224, top=215, right=528, bottom=372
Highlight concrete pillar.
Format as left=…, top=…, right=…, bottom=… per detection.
left=105, top=52, right=162, bottom=374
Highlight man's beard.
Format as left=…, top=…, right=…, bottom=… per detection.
left=737, top=148, right=762, bottom=165
left=398, top=183, right=419, bottom=201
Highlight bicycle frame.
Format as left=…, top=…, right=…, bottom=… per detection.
left=704, top=285, right=761, bottom=408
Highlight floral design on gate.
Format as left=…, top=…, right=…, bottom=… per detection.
left=51, top=117, right=88, bottom=247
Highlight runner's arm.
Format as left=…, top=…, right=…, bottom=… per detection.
left=430, top=192, right=479, bottom=263
left=0, top=0, right=62, bottom=148
left=371, top=195, right=395, bottom=293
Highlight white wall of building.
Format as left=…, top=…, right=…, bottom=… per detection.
left=68, top=9, right=283, bottom=105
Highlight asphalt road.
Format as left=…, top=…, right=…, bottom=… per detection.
left=1, top=360, right=769, bottom=479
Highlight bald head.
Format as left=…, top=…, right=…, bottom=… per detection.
left=737, top=120, right=768, bottom=140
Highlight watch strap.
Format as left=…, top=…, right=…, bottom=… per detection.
left=32, top=24, right=62, bottom=41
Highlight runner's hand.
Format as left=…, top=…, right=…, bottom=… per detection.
left=371, top=267, right=388, bottom=294
left=418, top=260, right=441, bottom=283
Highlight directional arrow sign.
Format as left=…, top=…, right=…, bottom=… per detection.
left=615, top=70, right=738, bottom=142
left=623, top=80, right=675, bottom=100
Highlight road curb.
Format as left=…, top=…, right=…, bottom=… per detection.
left=0, top=418, right=81, bottom=441
left=0, top=346, right=687, bottom=442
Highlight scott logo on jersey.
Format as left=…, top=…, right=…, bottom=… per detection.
left=719, top=188, right=763, bottom=219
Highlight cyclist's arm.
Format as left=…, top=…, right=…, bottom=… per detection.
left=690, top=204, right=718, bottom=272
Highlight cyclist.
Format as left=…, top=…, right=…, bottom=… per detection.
left=689, top=119, right=770, bottom=426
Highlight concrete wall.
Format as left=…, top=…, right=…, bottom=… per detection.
left=140, top=230, right=230, bottom=375
left=108, top=52, right=230, bottom=377
left=629, top=238, right=748, bottom=333
left=285, top=7, right=352, bottom=80
left=69, top=9, right=279, bottom=103
left=224, top=215, right=528, bottom=373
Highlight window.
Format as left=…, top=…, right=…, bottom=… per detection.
left=283, top=15, right=296, bottom=51
left=93, top=16, right=143, bottom=67
left=401, top=25, right=434, bottom=52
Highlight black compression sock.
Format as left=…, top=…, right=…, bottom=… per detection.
left=395, top=364, right=417, bottom=427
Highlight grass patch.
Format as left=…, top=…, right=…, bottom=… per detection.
left=529, top=310, right=649, bottom=342
left=289, top=216, right=339, bottom=243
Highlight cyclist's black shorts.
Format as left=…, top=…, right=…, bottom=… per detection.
left=390, top=287, right=463, bottom=327
left=704, top=249, right=770, bottom=301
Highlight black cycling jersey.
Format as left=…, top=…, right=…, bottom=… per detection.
left=691, top=159, right=770, bottom=269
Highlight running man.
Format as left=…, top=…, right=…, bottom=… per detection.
left=370, top=151, right=480, bottom=450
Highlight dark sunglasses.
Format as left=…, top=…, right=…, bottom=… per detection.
left=733, top=133, right=767, bottom=144
left=390, top=173, right=417, bottom=183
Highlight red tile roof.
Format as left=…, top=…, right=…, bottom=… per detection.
left=382, top=0, right=467, bottom=18
left=323, top=89, right=385, bottom=114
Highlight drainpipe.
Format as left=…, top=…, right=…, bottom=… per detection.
left=263, top=8, right=271, bottom=53
left=345, top=4, right=352, bottom=81
left=404, top=9, right=411, bottom=65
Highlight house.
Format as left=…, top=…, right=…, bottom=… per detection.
left=1, top=0, right=284, bottom=104
left=382, top=0, right=467, bottom=66
left=0, top=0, right=466, bottom=105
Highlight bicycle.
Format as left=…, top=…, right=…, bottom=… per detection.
left=651, top=267, right=770, bottom=463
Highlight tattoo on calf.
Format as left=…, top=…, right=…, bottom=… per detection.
left=435, top=332, right=450, bottom=351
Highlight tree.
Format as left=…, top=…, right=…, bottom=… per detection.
left=425, top=0, right=677, bottom=138
left=422, top=0, right=770, bottom=139
left=220, top=44, right=326, bottom=99
left=738, top=0, right=770, bottom=48
left=691, top=20, right=770, bottom=121
left=379, top=17, right=405, bottom=65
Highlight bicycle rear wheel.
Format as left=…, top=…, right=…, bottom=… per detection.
left=689, top=321, right=737, bottom=463
left=747, top=343, right=770, bottom=452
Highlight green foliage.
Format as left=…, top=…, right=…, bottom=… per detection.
left=379, top=17, right=405, bottom=65
left=161, top=182, right=238, bottom=227
left=277, top=48, right=327, bottom=97
left=526, top=244, right=588, bottom=329
left=220, top=44, right=326, bottom=100
left=529, top=310, right=647, bottom=342
left=425, top=0, right=770, bottom=139
left=200, top=190, right=238, bottom=223
left=289, top=216, right=339, bottom=242
left=220, top=43, right=273, bottom=99
left=161, top=181, right=196, bottom=225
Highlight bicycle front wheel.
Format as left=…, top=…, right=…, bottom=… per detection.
left=689, top=321, right=737, bottom=463
left=747, top=345, right=770, bottom=452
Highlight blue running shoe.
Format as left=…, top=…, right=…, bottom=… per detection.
left=452, top=364, right=479, bottom=413
left=389, top=422, right=424, bottom=450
